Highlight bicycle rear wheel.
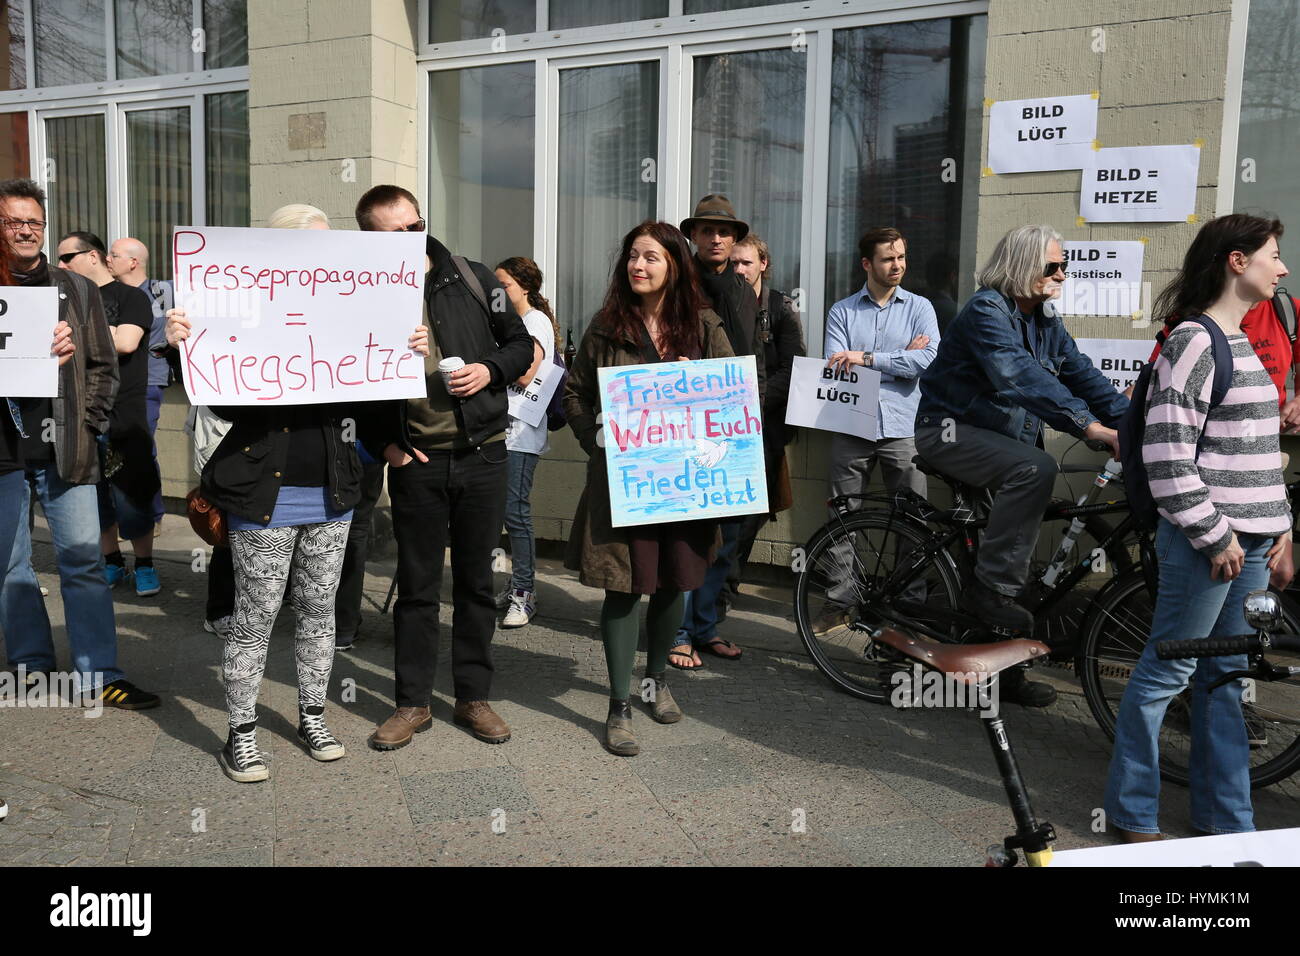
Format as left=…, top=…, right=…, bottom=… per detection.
left=1075, top=569, right=1300, bottom=789
left=794, top=510, right=963, bottom=704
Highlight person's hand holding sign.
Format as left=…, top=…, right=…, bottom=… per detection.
left=165, top=307, right=191, bottom=348
left=52, top=320, right=75, bottom=366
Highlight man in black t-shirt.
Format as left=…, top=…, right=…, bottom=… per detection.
left=57, top=232, right=163, bottom=598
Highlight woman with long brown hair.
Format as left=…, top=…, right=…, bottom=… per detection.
left=563, top=220, right=734, bottom=755
left=493, top=256, right=560, bottom=629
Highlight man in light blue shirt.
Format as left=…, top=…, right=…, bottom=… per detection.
left=816, top=227, right=939, bottom=631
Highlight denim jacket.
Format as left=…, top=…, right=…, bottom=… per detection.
left=915, top=287, right=1128, bottom=444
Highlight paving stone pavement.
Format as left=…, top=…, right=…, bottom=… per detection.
left=1, top=515, right=1297, bottom=866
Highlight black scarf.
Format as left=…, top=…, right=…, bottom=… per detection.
left=695, top=257, right=742, bottom=347
left=14, top=253, right=52, bottom=287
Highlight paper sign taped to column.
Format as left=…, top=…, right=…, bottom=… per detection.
left=171, top=226, right=429, bottom=405
left=1079, top=145, right=1200, bottom=222
left=1075, top=338, right=1152, bottom=392
left=598, top=355, right=768, bottom=527
left=0, top=286, right=59, bottom=397
left=987, top=93, right=1098, bottom=174
left=1059, top=241, right=1146, bottom=317
left=784, top=356, right=880, bottom=440
left=507, top=360, right=562, bottom=428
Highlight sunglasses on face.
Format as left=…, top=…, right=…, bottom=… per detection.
left=404, top=218, right=426, bottom=233
left=58, top=249, right=93, bottom=264
left=1043, top=260, right=1068, bottom=278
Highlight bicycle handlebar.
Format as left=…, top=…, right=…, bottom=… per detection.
left=1156, top=634, right=1300, bottom=659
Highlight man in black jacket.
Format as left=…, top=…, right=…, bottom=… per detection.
left=671, top=194, right=766, bottom=666
left=355, top=185, right=533, bottom=749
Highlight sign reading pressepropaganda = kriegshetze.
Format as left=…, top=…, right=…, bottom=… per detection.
left=172, top=226, right=429, bottom=406
left=598, top=355, right=768, bottom=527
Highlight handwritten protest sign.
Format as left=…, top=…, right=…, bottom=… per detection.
left=507, top=360, right=562, bottom=428
left=1060, top=241, right=1145, bottom=317
left=987, top=93, right=1098, bottom=174
left=1075, top=338, right=1151, bottom=393
left=598, top=355, right=767, bottom=527
left=172, top=226, right=429, bottom=405
left=783, top=356, right=881, bottom=440
left=1079, top=145, right=1200, bottom=223
left=0, top=286, right=59, bottom=397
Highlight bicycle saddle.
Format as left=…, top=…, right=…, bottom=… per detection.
left=871, top=627, right=1050, bottom=682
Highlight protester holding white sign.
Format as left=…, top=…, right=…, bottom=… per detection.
left=164, top=206, right=432, bottom=785
left=171, top=224, right=429, bottom=406
left=0, top=285, right=62, bottom=397
left=784, top=355, right=881, bottom=438
left=496, top=256, right=563, bottom=629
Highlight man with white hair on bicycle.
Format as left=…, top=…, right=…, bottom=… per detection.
left=914, top=224, right=1129, bottom=707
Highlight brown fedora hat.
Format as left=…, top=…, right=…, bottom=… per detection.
left=679, top=193, right=749, bottom=242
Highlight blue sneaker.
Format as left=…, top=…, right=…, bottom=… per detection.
left=104, top=563, right=127, bottom=588
left=134, top=566, right=161, bottom=597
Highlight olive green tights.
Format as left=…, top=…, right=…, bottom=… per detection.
left=600, top=588, right=684, bottom=704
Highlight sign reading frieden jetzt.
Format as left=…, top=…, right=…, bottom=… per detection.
left=598, top=355, right=768, bottom=527
left=172, top=226, right=429, bottom=405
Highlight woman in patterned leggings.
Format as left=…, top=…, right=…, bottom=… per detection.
left=165, top=204, right=429, bottom=782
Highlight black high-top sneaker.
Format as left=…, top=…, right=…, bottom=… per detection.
left=297, top=705, right=345, bottom=761
left=219, top=722, right=269, bottom=783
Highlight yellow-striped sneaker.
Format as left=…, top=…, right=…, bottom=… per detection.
left=95, top=679, right=160, bottom=711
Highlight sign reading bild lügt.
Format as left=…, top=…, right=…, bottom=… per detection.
left=598, top=355, right=768, bottom=528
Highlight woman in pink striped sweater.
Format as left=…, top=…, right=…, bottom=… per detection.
left=1104, top=214, right=1292, bottom=842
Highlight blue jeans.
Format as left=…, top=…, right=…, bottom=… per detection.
left=1103, top=519, right=1268, bottom=835
left=1, top=468, right=122, bottom=687
left=0, top=471, right=24, bottom=589
left=678, top=518, right=741, bottom=646
left=97, top=478, right=156, bottom=541
left=504, top=450, right=539, bottom=593
left=146, top=384, right=164, bottom=523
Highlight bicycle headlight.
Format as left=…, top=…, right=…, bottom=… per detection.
left=1243, top=590, right=1281, bottom=631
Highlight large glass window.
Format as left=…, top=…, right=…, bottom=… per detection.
left=45, top=113, right=107, bottom=244
left=126, top=107, right=191, bottom=280
left=204, top=0, right=247, bottom=68
left=691, top=47, right=805, bottom=296
left=0, top=111, right=28, bottom=179
left=1236, top=0, right=1300, bottom=232
left=549, top=1, right=668, bottom=29
left=115, top=0, right=192, bottom=79
left=685, top=0, right=792, bottom=12
left=207, top=91, right=250, bottom=227
left=428, top=63, right=535, bottom=270
left=430, top=1, right=535, bottom=43
left=34, top=0, right=106, bottom=86
left=825, top=18, right=982, bottom=316
left=2, top=0, right=25, bottom=90
left=557, top=61, right=659, bottom=335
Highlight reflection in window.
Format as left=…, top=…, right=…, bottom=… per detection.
left=691, top=48, right=805, bottom=297
left=549, top=0, right=668, bottom=29
left=684, top=0, right=790, bottom=12
left=430, top=0, right=534, bottom=43
left=127, top=108, right=191, bottom=280
left=1236, top=0, right=1300, bottom=232
left=207, top=92, right=249, bottom=227
left=35, top=0, right=106, bottom=86
left=826, top=18, right=981, bottom=321
left=428, top=64, right=535, bottom=268
left=204, top=0, right=247, bottom=69
left=2, top=0, right=26, bottom=90
left=0, top=111, right=29, bottom=180
left=557, top=62, right=658, bottom=336
left=45, top=114, right=107, bottom=244
left=116, top=0, right=191, bottom=79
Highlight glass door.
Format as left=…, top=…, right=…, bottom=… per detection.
left=547, top=54, right=663, bottom=337
left=40, top=108, right=109, bottom=246
left=120, top=100, right=194, bottom=279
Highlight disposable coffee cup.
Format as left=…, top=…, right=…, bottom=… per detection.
left=439, top=356, right=465, bottom=393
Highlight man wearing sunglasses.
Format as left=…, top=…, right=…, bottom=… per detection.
left=914, top=224, right=1128, bottom=707
left=0, top=177, right=159, bottom=711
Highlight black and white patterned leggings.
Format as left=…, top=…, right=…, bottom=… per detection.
left=225, top=520, right=350, bottom=728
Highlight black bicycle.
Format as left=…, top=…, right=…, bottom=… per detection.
left=793, top=441, right=1148, bottom=706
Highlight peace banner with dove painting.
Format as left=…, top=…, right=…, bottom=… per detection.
left=597, top=355, right=768, bottom=527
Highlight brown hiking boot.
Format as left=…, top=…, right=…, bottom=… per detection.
left=453, top=700, right=511, bottom=744
left=369, top=706, right=432, bottom=751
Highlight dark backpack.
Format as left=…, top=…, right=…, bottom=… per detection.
left=1119, top=315, right=1233, bottom=531
left=1274, top=286, right=1296, bottom=341
left=452, top=256, right=568, bottom=431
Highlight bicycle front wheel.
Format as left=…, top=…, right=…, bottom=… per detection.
left=1075, top=569, right=1300, bottom=790
left=794, top=510, right=963, bottom=704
